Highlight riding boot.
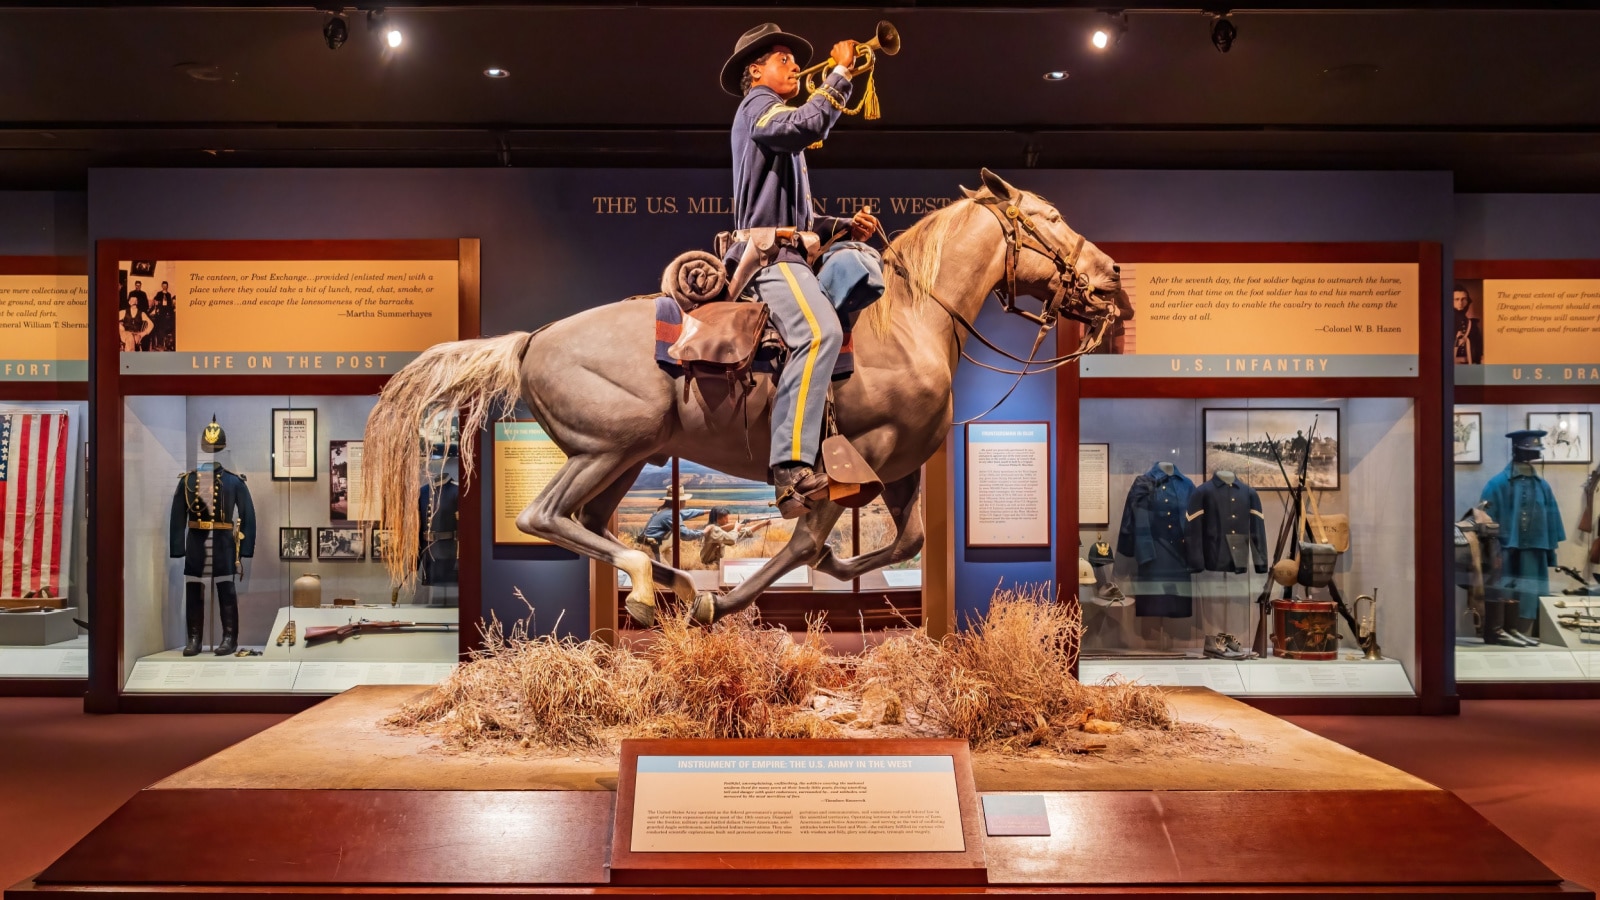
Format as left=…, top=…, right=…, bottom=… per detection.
left=182, top=582, right=205, bottom=656
left=773, top=463, right=830, bottom=519
left=1482, top=598, right=1507, bottom=645
left=214, top=581, right=239, bottom=656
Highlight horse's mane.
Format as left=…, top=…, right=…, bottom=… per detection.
left=868, top=197, right=976, bottom=336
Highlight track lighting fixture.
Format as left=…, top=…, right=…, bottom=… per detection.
left=1209, top=13, right=1237, bottom=54
left=322, top=13, right=348, bottom=51
left=1091, top=11, right=1126, bottom=51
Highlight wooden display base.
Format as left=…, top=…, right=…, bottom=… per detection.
left=10, top=686, right=1587, bottom=898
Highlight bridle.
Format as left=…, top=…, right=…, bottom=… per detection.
left=876, top=194, right=1119, bottom=421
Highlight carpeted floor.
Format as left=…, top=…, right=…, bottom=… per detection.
left=0, top=696, right=1594, bottom=892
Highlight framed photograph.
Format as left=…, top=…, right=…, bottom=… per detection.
left=1528, top=412, right=1592, bottom=464
left=1453, top=412, right=1483, bottom=464
left=278, top=527, right=311, bottom=561
left=964, top=422, right=1051, bottom=548
left=370, top=529, right=389, bottom=561
left=1203, top=408, right=1340, bottom=491
left=270, top=408, right=317, bottom=482
left=317, top=526, right=366, bottom=561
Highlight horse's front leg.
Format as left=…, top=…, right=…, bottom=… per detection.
left=813, top=472, right=924, bottom=582
left=695, top=501, right=847, bottom=624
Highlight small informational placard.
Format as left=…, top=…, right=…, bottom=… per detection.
left=1079, top=442, right=1110, bottom=528
left=1454, top=276, right=1600, bottom=385
left=1080, top=261, right=1420, bottom=378
left=720, top=557, right=812, bottom=589
left=493, top=422, right=567, bottom=545
left=981, top=795, right=1051, bottom=836
left=966, top=422, right=1050, bottom=547
left=0, top=272, right=88, bottom=380
left=115, top=258, right=458, bottom=375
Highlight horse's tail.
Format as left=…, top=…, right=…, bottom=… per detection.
left=365, top=331, right=531, bottom=588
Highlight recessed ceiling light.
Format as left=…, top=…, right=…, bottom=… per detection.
left=176, top=62, right=226, bottom=83
left=1043, top=71, right=1068, bottom=81
left=484, top=67, right=510, bottom=79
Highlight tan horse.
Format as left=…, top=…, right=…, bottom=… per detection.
left=366, top=169, right=1124, bottom=628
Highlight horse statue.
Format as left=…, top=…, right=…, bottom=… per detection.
left=365, top=169, right=1125, bottom=628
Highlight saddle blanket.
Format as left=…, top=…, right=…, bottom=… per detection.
left=653, top=295, right=854, bottom=379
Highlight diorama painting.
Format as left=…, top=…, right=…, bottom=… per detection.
left=1453, top=412, right=1482, bottom=464
left=1203, top=408, right=1340, bottom=491
left=611, top=460, right=911, bottom=579
left=1528, top=412, right=1592, bottom=464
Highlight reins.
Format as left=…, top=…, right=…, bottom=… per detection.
left=871, top=197, right=1115, bottom=423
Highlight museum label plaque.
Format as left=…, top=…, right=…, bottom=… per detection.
left=611, top=738, right=986, bottom=886
left=1081, top=261, right=1420, bottom=378
left=492, top=422, right=566, bottom=545
left=966, top=422, right=1050, bottom=547
left=1455, top=276, right=1600, bottom=385
left=115, top=258, right=459, bottom=375
left=0, top=272, right=88, bottom=381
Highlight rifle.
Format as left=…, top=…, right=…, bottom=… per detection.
left=1251, top=422, right=1316, bottom=658
left=303, top=619, right=460, bottom=645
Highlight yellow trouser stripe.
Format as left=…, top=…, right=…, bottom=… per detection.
left=778, top=262, right=821, bottom=462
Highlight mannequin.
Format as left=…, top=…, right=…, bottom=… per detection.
left=168, top=417, right=257, bottom=655
left=418, top=472, right=460, bottom=607
left=1480, top=429, right=1565, bottom=647
left=1116, top=459, right=1196, bottom=618
left=1185, top=470, right=1267, bottom=575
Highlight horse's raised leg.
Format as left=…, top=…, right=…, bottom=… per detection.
left=575, top=461, right=698, bottom=604
left=813, top=472, right=924, bottom=582
left=518, top=453, right=684, bottom=628
left=697, top=501, right=847, bottom=623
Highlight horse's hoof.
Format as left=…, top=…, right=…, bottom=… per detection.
left=691, top=593, right=718, bottom=626
left=624, top=599, right=657, bottom=628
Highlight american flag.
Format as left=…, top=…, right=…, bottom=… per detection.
left=0, top=413, right=68, bottom=598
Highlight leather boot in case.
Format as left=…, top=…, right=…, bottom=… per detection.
left=182, top=582, right=205, bottom=656
left=214, top=581, right=239, bottom=656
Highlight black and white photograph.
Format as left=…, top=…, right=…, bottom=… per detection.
left=279, top=527, right=311, bottom=561
left=370, top=529, right=389, bottom=561
left=1454, top=412, right=1482, bottom=464
left=1203, top=408, right=1340, bottom=491
left=1528, top=412, right=1592, bottom=464
left=116, top=260, right=178, bottom=353
left=329, top=440, right=352, bottom=520
left=317, top=526, right=366, bottom=561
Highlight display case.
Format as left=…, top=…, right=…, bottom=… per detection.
left=0, top=256, right=90, bottom=695
left=1059, top=242, right=1447, bottom=712
left=89, top=239, right=480, bottom=711
left=1452, top=260, right=1600, bottom=697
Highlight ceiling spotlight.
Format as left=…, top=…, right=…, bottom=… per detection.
left=1209, top=14, right=1237, bottom=53
left=484, top=67, right=510, bottom=79
left=1043, top=70, right=1068, bottom=81
left=1091, top=12, right=1126, bottom=51
left=322, top=14, right=348, bottom=51
left=385, top=28, right=403, bottom=48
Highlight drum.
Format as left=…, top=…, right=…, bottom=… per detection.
left=1271, top=598, right=1341, bottom=660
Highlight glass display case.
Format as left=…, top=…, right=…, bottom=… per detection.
left=1076, top=398, right=1418, bottom=698
left=120, top=396, right=460, bottom=695
left=0, top=400, right=89, bottom=682
left=1452, top=403, right=1600, bottom=684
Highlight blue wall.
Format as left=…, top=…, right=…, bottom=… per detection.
left=1455, top=194, right=1600, bottom=260
left=0, top=191, right=86, bottom=256
left=86, top=167, right=1456, bottom=634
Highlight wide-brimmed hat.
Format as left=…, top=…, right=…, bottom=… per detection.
left=720, top=23, right=812, bottom=96
left=661, top=491, right=694, bottom=504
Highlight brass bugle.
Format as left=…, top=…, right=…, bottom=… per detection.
left=798, top=20, right=901, bottom=82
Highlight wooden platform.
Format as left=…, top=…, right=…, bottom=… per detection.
left=9, top=686, right=1586, bottom=898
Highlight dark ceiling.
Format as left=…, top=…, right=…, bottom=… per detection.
left=2, top=3, right=1599, bottom=189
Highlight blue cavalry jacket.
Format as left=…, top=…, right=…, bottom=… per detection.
left=729, top=73, right=855, bottom=266
left=1184, top=475, right=1269, bottom=574
left=1480, top=462, right=1565, bottom=561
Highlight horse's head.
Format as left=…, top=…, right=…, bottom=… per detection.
left=961, top=168, right=1125, bottom=340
